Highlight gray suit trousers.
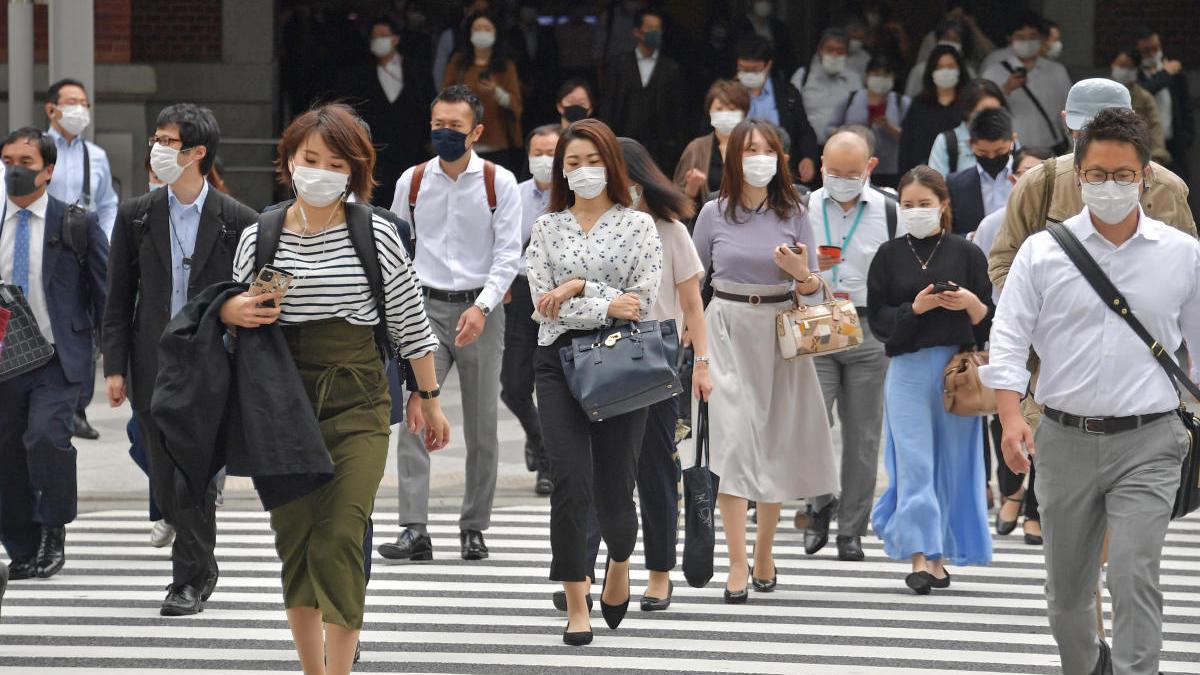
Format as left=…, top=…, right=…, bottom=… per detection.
left=394, top=296, right=505, bottom=531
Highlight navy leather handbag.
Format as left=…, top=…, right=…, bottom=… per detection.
left=559, top=319, right=683, bottom=422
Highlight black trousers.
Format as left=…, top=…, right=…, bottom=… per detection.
left=75, top=346, right=97, bottom=414
left=0, top=356, right=80, bottom=561
left=988, top=416, right=1039, bottom=520
left=500, top=275, right=546, bottom=470
left=138, top=412, right=219, bottom=588
left=535, top=332, right=648, bottom=582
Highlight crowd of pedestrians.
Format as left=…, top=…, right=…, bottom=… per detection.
left=1, top=3, right=1197, bottom=674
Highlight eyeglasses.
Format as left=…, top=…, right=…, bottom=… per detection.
left=148, top=136, right=185, bottom=150
left=1080, top=169, right=1140, bottom=186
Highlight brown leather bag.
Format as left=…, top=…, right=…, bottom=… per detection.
left=942, top=350, right=997, bottom=416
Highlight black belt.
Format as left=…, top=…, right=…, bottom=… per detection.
left=1044, top=407, right=1173, bottom=435
left=422, top=287, right=483, bottom=304
left=713, top=290, right=793, bottom=305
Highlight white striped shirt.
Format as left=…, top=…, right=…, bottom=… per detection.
left=232, top=215, right=438, bottom=360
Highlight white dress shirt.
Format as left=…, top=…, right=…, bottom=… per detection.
left=980, top=207, right=1200, bottom=416
left=390, top=152, right=523, bottom=312
left=636, top=48, right=659, bottom=87
left=977, top=158, right=1013, bottom=217
left=812, top=184, right=905, bottom=307
left=0, top=193, right=52, bottom=343
left=516, top=178, right=551, bottom=275
left=45, top=127, right=119, bottom=241
left=377, top=53, right=404, bottom=103
left=982, top=56, right=1072, bottom=150
left=791, top=64, right=864, bottom=144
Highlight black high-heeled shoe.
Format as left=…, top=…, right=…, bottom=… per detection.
left=751, top=563, right=778, bottom=592
left=995, top=492, right=1025, bottom=535
left=930, top=569, right=951, bottom=589
left=600, top=557, right=630, bottom=630
left=724, top=565, right=750, bottom=604
left=640, top=580, right=673, bottom=611
left=563, top=627, right=594, bottom=646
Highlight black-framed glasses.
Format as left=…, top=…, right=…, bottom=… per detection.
left=1080, top=169, right=1140, bottom=186
left=148, top=136, right=185, bottom=149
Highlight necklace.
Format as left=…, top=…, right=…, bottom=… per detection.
left=906, top=233, right=943, bottom=270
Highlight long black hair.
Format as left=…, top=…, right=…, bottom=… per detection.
left=451, top=12, right=509, bottom=82
left=618, top=137, right=695, bottom=222
left=918, top=44, right=968, bottom=105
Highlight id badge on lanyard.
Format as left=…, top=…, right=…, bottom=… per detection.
left=822, top=199, right=865, bottom=297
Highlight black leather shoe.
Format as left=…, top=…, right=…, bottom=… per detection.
left=930, top=569, right=951, bottom=589
left=640, top=580, right=673, bottom=611
left=1092, top=639, right=1112, bottom=675
left=378, top=527, right=433, bottom=561
left=35, top=527, right=66, bottom=578
left=200, top=566, right=219, bottom=602
left=1024, top=520, right=1044, bottom=546
left=524, top=439, right=539, bottom=472
left=72, top=411, right=100, bottom=440
left=599, top=558, right=630, bottom=629
left=0, top=564, right=8, bottom=618
left=804, top=498, right=837, bottom=555
left=535, top=470, right=553, bottom=496
left=460, top=530, right=489, bottom=560
left=553, top=590, right=593, bottom=612
left=8, top=558, right=37, bottom=581
left=995, top=494, right=1023, bottom=535
left=836, top=535, right=865, bottom=562
left=905, top=571, right=935, bottom=595
left=725, top=566, right=750, bottom=604
left=750, top=562, right=777, bottom=592
left=563, top=627, right=594, bottom=646
left=161, top=584, right=202, bottom=616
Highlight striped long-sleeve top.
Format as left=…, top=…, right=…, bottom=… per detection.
left=232, top=213, right=438, bottom=360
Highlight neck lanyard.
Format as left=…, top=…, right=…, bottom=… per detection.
left=821, top=198, right=866, bottom=288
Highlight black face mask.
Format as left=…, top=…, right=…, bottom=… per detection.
left=975, top=153, right=1010, bottom=179
left=562, top=105, right=590, bottom=124
left=4, top=165, right=42, bottom=197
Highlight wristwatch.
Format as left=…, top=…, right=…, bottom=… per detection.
left=475, top=301, right=491, bottom=316
left=418, top=386, right=441, bottom=400
left=694, top=356, right=711, bottom=365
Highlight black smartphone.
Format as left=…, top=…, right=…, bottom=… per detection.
left=933, top=281, right=960, bottom=294
left=1013, top=66, right=1028, bottom=77
left=787, top=245, right=805, bottom=255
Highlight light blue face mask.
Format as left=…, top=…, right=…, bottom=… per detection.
left=148, top=182, right=164, bottom=193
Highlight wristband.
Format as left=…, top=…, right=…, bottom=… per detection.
left=418, top=386, right=441, bottom=400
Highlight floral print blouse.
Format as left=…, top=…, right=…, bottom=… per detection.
left=526, top=204, right=663, bottom=345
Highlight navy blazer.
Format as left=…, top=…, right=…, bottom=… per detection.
left=1, top=195, right=108, bottom=383
left=947, top=166, right=986, bottom=236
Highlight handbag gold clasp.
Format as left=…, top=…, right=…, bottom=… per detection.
left=604, top=332, right=622, bottom=348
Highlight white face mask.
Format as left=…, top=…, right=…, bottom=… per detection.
left=742, top=154, right=777, bottom=188
left=710, top=110, right=744, bottom=135
left=931, top=67, right=960, bottom=89
left=866, top=75, right=894, bottom=94
left=291, top=164, right=349, bottom=207
left=849, top=39, right=865, bottom=55
left=824, top=173, right=866, bottom=202
left=370, top=36, right=395, bottom=58
left=901, top=207, right=942, bottom=238
left=57, top=104, right=90, bottom=136
left=753, top=1, right=773, bottom=19
left=1012, top=39, right=1042, bottom=60
left=565, top=166, right=607, bottom=199
left=528, top=155, right=554, bottom=184
left=1081, top=180, right=1140, bottom=225
left=737, top=70, right=767, bottom=90
left=149, top=143, right=193, bottom=185
left=1111, top=66, right=1138, bottom=85
left=1145, top=50, right=1164, bottom=70
left=470, top=30, right=496, bottom=49
left=1045, top=40, right=1063, bottom=60
left=821, top=53, right=847, bottom=76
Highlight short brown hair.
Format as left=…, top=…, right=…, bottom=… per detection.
left=704, top=79, right=751, bottom=114
left=275, top=103, right=377, bottom=202
left=898, top=165, right=953, bottom=233
left=719, top=119, right=803, bottom=224
left=547, top=119, right=633, bottom=213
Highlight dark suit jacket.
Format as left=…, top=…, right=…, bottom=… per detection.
left=509, top=23, right=559, bottom=132
left=600, top=50, right=687, bottom=170
left=102, top=187, right=258, bottom=411
left=0, top=195, right=108, bottom=384
left=1140, top=68, right=1195, bottom=153
left=768, top=73, right=820, bottom=169
left=947, top=167, right=985, bottom=235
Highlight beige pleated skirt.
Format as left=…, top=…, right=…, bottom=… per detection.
left=704, top=280, right=838, bottom=503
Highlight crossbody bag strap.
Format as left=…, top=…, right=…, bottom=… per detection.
left=1002, top=62, right=1067, bottom=148
left=1046, top=222, right=1200, bottom=400
left=81, top=141, right=92, bottom=206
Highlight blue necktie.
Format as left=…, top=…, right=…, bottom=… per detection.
left=11, top=209, right=31, bottom=296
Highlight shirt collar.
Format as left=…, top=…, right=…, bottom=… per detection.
left=379, top=53, right=402, bottom=70
left=754, top=75, right=775, bottom=100
left=636, top=48, right=659, bottom=62
left=1068, top=205, right=1159, bottom=243
left=167, top=178, right=210, bottom=215
left=6, top=191, right=49, bottom=221
left=430, top=150, right=484, bottom=177
left=46, top=126, right=81, bottom=148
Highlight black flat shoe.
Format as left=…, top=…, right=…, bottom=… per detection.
left=836, top=535, right=864, bottom=562
left=553, top=589, right=593, bottom=612
left=73, top=412, right=100, bottom=440
left=35, top=527, right=66, bottom=578
left=599, top=557, right=630, bottom=629
left=750, top=565, right=777, bottom=592
left=460, top=530, right=489, bottom=561
left=563, top=627, right=594, bottom=646
left=905, top=571, right=936, bottom=595
left=7, top=558, right=37, bottom=581
left=534, top=470, right=553, bottom=496
left=378, top=527, right=433, bottom=561
left=1024, top=531, right=1043, bottom=545
left=995, top=494, right=1023, bottom=535
left=640, top=580, right=673, bottom=611
left=803, top=498, right=837, bottom=555
left=930, top=569, right=951, bottom=589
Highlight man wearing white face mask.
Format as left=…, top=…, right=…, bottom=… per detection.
left=1136, top=26, right=1193, bottom=181
left=983, top=108, right=1200, bottom=675
left=801, top=129, right=901, bottom=561
left=102, top=104, right=259, bottom=616
left=790, top=28, right=863, bottom=146
left=982, top=13, right=1072, bottom=153
left=1110, top=49, right=1171, bottom=166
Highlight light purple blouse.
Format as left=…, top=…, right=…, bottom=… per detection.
left=692, top=198, right=819, bottom=284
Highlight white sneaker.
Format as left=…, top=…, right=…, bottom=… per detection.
left=150, top=520, right=176, bottom=548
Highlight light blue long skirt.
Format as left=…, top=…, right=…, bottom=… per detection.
left=870, top=345, right=992, bottom=566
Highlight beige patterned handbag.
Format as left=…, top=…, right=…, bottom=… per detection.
left=776, top=279, right=864, bottom=359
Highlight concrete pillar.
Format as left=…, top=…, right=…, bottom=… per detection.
left=48, top=0, right=95, bottom=136
left=7, top=0, right=35, bottom=129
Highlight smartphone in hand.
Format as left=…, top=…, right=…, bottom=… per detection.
left=249, top=265, right=295, bottom=308
left=933, top=281, right=960, bottom=294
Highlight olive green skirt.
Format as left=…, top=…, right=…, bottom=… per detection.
left=269, top=319, right=390, bottom=629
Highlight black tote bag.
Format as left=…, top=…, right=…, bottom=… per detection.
left=682, top=401, right=719, bottom=588
left=559, top=319, right=682, bottom=422
left=0, top=284, right=54, bottom=383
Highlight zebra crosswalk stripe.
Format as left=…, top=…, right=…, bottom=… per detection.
left=3, top=505, right=1200, bottom=674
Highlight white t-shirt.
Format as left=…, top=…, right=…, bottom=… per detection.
left=649, top=218, right=704, bottom=332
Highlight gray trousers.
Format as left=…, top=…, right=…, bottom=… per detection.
left=1037, top=412, right=1188, bottom=675
left=811, top=321, right=889, bottom=537
left=395, top=296, right=504, bottom=531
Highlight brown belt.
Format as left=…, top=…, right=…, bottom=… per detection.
left=712, top=290, right=793, bottom=305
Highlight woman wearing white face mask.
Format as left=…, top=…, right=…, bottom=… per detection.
left=867, top=165, right=994, bottom=595
left=443, top=12, right=524, bottom=172
left=223, top=104, right=450, bottom=675
left=674, top=80, right=751, bottom=211
left=692, top=119, right=837, bottom=604
left=826, top=55, right=912, bottom=187
left=1111, top=49, right=1172, bottom=166
left=525, top=119, right=662, bottom=646
left=899, top=45, right=967, bottom=174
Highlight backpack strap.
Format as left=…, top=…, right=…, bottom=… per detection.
left=1037, top=156, right=1059, bottom=227
left=483, top=160, right=498, bottom=213
left=873, top=186, right=898, bottom=238
left=944, top=129, right=959, bottom=174
left=253, top=203, right=287, bottom=271
left=407, top=161, right=428, bottom=247
left=344, top=203, right=393, bottom=362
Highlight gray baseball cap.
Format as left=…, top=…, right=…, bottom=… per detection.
left=1064, top=78, right=1133, bottom=131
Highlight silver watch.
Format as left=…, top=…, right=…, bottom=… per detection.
left=474, top=301, right=491, bottom=316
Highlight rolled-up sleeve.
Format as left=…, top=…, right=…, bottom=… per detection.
left=979, top=240, right=1041, bottom=394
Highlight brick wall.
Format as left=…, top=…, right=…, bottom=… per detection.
left=96, top=0, right=132, bottom=63
left=1095, top=0, right=1200, bottom=65
left=131, top=0, right=222, bottom=62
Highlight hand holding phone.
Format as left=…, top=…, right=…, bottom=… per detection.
left=932, top=281, right=960, bottom=294
left=249, top=265, right=295, bottom=308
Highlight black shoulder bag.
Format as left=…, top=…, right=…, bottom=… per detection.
left=62, top=142, right=95, bottom=308
left=1047, top=222, right=1200, bottom=519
